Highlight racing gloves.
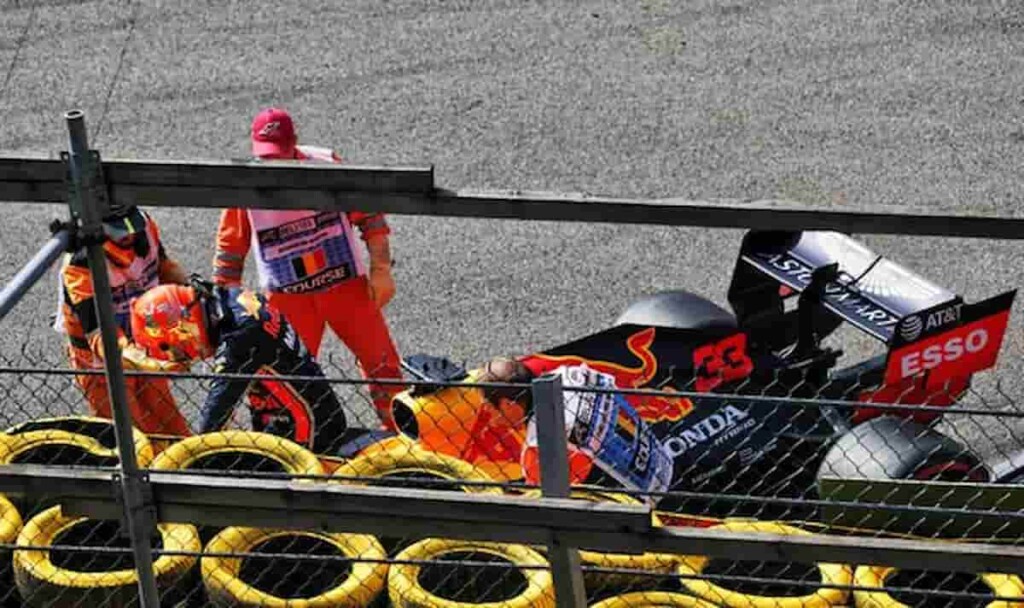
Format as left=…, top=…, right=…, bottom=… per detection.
left=121, top=342, right=188, bottom=373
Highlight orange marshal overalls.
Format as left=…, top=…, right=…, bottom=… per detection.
left=54, top=216, right=192, bottom=436
left=212, top=145, right=403, bottom=429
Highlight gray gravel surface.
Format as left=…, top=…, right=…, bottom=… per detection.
left=1, top=0, right=1023, bottom=465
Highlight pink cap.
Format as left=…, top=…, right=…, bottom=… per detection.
left=251, top=108, right=297, bottom=158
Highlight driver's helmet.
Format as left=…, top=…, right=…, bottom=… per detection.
left=130, top=284, right=213, bottom=362
left=102, top=205, right=151, bottom=267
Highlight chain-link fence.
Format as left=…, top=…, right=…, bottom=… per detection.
left=1, top=112, right=1023, bottom=607
left=1, top=355, right=1023, bottom=607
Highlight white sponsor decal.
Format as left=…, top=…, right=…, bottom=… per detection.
left=899, top=328, right=989, bottom=378
left=760, top=254, right=900, bottom=330
left=280, top=266, right=352, bottom=294
left=632, top=435, right=651, bottom=473
left=924, top=302, right=963, bottom=332
left=663, top=404, right=750, bottom=457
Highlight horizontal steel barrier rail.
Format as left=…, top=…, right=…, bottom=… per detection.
left=2, top=156, right=1023, bottom=238
left=1, top=464, right=1022, bottom=575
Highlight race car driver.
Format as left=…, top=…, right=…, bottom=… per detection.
left=54, top=205, right=193, bottom=436
left=212, top=107, right=404, bottom=430
left=129, top=279, right=349, bottom=455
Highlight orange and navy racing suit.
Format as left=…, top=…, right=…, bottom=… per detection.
left=200, top=285, right=348, bottom=455
left=212, top=145, right=403, bottom=429
left=55, top=216, right=192, bottom=436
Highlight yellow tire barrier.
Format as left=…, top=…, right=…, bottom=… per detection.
left=202, top=526, right=388, bottom=607
left=4, top=415, right=154, bottom=465
left=677, top=521, right=854, bottom=608
left=590, top=591, right=720, bottom=607
left=522, top=489, right=678, bottom=591
left=0, top=494, right=23, bottom=608
left=0, top=494, right=22, bottom=546
left=853, top=565, right=1024, bottom=608
left=13, top=505, right=200, bottom=607
left=332, top=444, right=502, bottom=494
left=0, top=428, right=153, bottom=468
left=389, top=538, right=555, bottom=608
left=150, top=430, right=324, bottom=476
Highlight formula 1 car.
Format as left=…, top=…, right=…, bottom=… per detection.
left=390, top=230, right=1017, bottom=516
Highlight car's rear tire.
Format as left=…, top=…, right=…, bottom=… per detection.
left=616, top=291, right=737, bottom=330
left=987, top=448, right=1024, bottom=485
left=202, top=527, right=388, bottom=607
left=816, top=416, right=990, bottom=483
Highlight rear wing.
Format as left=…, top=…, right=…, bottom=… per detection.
left=728, top=231, right=1015, bottom=384
left=729, top=231, right=961, bottom=342
left=883, top=289, right=1015, bottom=390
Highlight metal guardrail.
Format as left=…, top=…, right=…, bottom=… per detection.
left=3, top=155, right=1024, bottom=238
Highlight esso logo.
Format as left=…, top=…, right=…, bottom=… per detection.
left=900, top=329, right=989, bottom=378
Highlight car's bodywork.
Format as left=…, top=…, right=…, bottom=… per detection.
left=391, top=230, right=1016, bottom=515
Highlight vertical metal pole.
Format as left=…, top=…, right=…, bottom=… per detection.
left=65, top=109, right=161, bottom=608
left=532, top=374, right=587, bottom=608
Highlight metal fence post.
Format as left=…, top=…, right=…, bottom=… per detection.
left=64, top=109, right=161, bottom=608
left=532, top=374, right=587, bottom=608
left=0, top=227, right=70, bottom=323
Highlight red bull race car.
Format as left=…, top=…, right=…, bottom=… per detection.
left=388, top=230, right=1017, bottom=517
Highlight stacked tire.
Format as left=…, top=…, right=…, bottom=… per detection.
left=853, top=565, right=1024, bottom=607
left=0, top=495, right=22, bottom=608
left=149, top=430, right=324, bottom=476
left=676, top=521, right=854, bottom=608
left=12, top=506, right=199, bottom=608
left=388, top=538, right=556, bottom=608
left=152, top=431, right=327, bottom=605
left=590, top=592, right=719, bottom=607
left=202, top=527, right=388, bottom=607
left=0, top=416, right=154, bottom=475
left=521, top=489, right=678, bottom=594
left=332, top=441, right=503, bottom=495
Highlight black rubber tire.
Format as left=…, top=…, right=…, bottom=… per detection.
left=13, top=505, right=200, bottom=608
left=988, top=448, right=1024, bottom=485
left=202, top=527, right=388, bottom=607
left=615, top=290, right=737, bottom=330
left=817, top=416, right=990, bottom=483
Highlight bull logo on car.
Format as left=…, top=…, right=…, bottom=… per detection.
left=527, top=328, right=695, bottom=424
